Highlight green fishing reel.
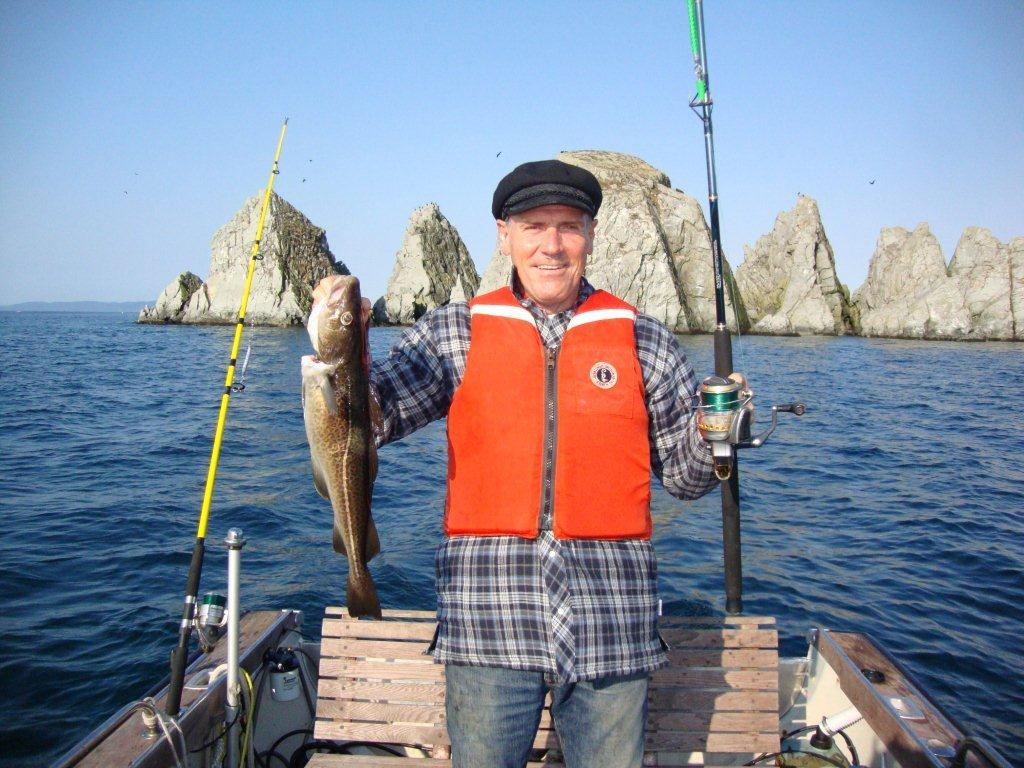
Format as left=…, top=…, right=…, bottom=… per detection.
left=696, top=376, right=805, bottom=479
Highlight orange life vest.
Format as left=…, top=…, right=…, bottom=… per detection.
left=445, top=287, right=652, bottom=540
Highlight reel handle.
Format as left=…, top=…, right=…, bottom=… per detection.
left=775, top=402, right=806, bottom=416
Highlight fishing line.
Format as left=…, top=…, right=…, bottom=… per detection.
left=233, top=317, right=258, bottom=392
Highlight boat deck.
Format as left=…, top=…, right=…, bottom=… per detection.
left=312, top=608, right=780, bottom=766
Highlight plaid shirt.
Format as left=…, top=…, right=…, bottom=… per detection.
left=370, top=278, right=717, bottom=681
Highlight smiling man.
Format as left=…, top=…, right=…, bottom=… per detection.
left=343, top=159, right=721, bottom=767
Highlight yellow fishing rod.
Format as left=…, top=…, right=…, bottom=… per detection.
left=166, top=118, right=288, bottom=717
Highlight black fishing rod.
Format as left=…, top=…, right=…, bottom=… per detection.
left=685, top=3, right=805, bottom=615
left=165, top=119, right=289, bottom=717
left=686, top=0, right=743, bottom=615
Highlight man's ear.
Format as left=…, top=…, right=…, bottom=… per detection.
left=496, top=219, right=510, bottom=256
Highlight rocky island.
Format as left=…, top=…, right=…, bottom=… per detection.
left=139, top=192, right=347, bottom=326
left=373, top=203, right=479, bottom=325
left=736, top=195, right=857, bottom=336
left=854, top=225, right=1022, bottom=340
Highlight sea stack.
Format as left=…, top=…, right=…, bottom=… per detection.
left=373, top=203, right=479, bottom=325
left=948, top=228, right=1023, bottom=340
left=138, top=272, right=203, bottom=324
left=735, top=195, right=857, bottom=335
left=478, top=150, right=744, bottom=333
left=139, top=192, right=346, bottom=326
left=854, top=224, right=971, bottom=339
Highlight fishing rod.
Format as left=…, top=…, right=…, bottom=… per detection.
left=686, top=0, right=743, bottom=616
left=165, top=118, right=289, bottom=717
left=685, top=2, right=804, bottom=615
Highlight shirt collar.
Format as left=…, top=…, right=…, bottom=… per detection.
left=510, top=271, right=595, bottom=317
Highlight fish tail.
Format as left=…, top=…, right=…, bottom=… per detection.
left=346, top=568, right=382, bottom=620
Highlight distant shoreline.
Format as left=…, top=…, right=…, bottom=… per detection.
left=0, top=301, right=149, bottom=313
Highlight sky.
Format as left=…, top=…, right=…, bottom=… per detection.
left=1, top=1, right=1021, bottom=305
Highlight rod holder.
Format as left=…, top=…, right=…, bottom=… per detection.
left=225, top=528, right=246, bottom=768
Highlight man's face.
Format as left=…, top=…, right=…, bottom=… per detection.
left=496, top=204, right=595, bottom=315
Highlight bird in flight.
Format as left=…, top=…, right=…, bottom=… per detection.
left=496, top=151, right=502, bottom=157
left=869, top=179, right=876, bottom=185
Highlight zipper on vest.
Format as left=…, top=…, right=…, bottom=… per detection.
left=539, top=345, right=559, bottom=531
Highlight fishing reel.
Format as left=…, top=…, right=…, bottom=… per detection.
left=193, top=591, right=227, bottom=651
left=695, top=376, right=805, bottom=480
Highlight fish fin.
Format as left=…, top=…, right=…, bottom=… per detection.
left=365, top=514, right=381, bottom=561
left=310, top=454, right=330, bottom=500
left=332, top=524, right=347, bottom=555
left=347, top=568, right=382, bottom=619
left=368, top=389, right=384, bottom=444
left=319, top=375, right=339, bottom=417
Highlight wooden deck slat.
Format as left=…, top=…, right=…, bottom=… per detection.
left=325, top=607, right=436, bottom=620
left=659, top=615, right=775, bottom=626
left=647, top=710, right=777, bottom=732
left=322, top=637, right=433, bottom=659
left=319, top=680, right=447, bottom=702
left=322, top=643, right=779, bottom=669
left=317, top=682, right=777, bottom=713
left=664, top=648, right=778, bottom=667
left=658, top=628, right=778, bottom=648
left=308, top=757, right=551, bottom=768
left=317, top=700, right=776, bottom=735
left=315, top=721, right=449, bottom=745
left=649, top=667, right=778, bottom=689
left=322, top=619, right=438, bottom=640
left=308, top=757, right=722, bottom=768
left=321, top=659, right=778, bottom=689
left=319, top=700, right=444, bottom=726
left=647, top=689, right=777, bottom=711
left=314, top=721, right=778, bottom=755
left=321, top=659, right=445, bottom=681
left=644, top=730, right=780, bottom=753
left=322, top=621, right=777, bottom=647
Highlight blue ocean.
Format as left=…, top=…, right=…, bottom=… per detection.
left=1, top=311, right=1021, bottom=765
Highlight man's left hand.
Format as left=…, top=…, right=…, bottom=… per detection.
left=728, top=371, right=751, bottom=399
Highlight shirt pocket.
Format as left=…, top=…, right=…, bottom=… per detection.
left=563, top=343, right=639, bottom=419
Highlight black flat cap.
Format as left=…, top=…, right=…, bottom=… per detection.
left=492, top=159, right=602, bottom=220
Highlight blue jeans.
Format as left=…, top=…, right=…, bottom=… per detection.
left=445, top=664, right=648, bottom=768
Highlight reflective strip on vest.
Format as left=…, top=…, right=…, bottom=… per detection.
left=445, top=287, right=652, bottom=540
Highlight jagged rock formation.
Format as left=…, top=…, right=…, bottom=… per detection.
left=736, top=195, right=856, bottom=335
left=948, top=228, right=1022, bottom=340
left=138, top=272, right=203, bottom=323
left=854, top=225, right=1023, bottom=340
left=854, top=224, right=971, bottom=339
left=140, top=192, right=346, bottom=326
left=478, top=150, right=745, bottom=333
left=373, top=203, right=480, bottom=325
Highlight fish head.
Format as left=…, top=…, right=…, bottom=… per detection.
left=307, top=275, right=364, bottom=365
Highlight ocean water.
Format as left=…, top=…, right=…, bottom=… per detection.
left=0, top=311, right=1021, bottom=765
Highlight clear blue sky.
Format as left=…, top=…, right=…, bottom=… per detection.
left=1, top=1, right=1021, bottom=305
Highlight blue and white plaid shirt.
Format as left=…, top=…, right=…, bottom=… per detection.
left=370, top=278, right=717, bottom=681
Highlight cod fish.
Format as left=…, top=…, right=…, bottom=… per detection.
left=302, top=275, right=382, bottom=619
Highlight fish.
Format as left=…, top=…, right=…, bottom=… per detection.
left=302, top=275, right=382, bottom=619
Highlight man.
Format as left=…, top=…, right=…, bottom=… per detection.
left=318, top=159, right=730, bottom=767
